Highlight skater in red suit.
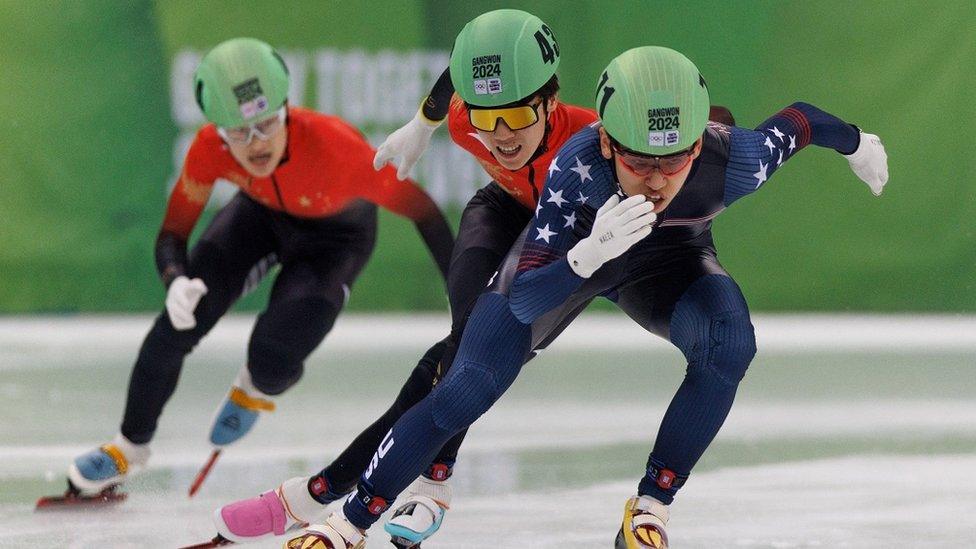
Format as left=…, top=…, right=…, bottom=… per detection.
left=58, top=37, right=453, bottom=501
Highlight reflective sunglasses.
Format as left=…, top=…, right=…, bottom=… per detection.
left=611, top=139, right=695, bottom=177
left=217, top=106, right=287, bottom=145
left=468, top=100, right=543, bottom=132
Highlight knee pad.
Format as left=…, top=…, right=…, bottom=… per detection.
left=429, top=362, right=500, bottom=433
left=670, top=275, right=756, bottom=386
left=704, top=309, right=756, bottom=384
left=427, top=292, right=528, bottom=432
left=248, top=297, right=338, bottom=395
left=248, top=361, right=303, bottom=396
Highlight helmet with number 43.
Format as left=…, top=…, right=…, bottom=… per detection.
left=449, top=9, right=560, bottom=107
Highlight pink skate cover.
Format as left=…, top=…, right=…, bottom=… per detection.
left=218, top=490, right=287, bottom=537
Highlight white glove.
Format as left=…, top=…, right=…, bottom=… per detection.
left=844, top=131, right=888, bottom=196
left=566, top=194, right=656, bottom=278
left=165, top=275, right=208, bottom=331
left=373, top=109, right=443, bottom=180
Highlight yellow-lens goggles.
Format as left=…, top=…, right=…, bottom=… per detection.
left=468, top=104, right=540, bottom=132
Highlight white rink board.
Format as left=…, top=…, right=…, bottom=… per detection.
left=3, top=313, right=976, bottom=353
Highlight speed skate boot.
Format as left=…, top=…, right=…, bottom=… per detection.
left=67, top=432, right=150, bottom=495
left=214, top=476, right=333, bottom=542
left=210, top=366, right=275, bottom=446
left=384, top=474, right=452, bottom=548
left=285, top=511, right=366, bottom=549
left=614, top=495, right=670, bottom=549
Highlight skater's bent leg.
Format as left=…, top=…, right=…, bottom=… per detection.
left=246, top=257, right=354, bottom=395
left=207, top=257, right=350, bottom=448
left=639, top=274, right=756, bottom=503
left=446, top=245, right=503, bottom=328
left=120, top=240, right=250, bottom=443
left=247, top=296, right=339, bottom=395
left=421, top=333, right=468, bottom=479
left=343, top=293, right=531, bottom=530
left=318, top=338, right=449, bottom=497
left=426, top=428, right=466, bottom=480
left=120, top=314, right=200, bottom=444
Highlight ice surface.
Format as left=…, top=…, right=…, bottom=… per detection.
left=1, top=314, right=974, bottom=547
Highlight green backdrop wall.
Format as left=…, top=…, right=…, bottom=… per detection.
left=1, top=0, right=973, bottom=313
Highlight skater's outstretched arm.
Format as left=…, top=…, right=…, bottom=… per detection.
left=374, top=169, right=455, bottom=281
left=722, top=102, right=888, bottom=206
left=373, top=67, right=454, bottom=180
left=316, top=114, right=455, bottom=282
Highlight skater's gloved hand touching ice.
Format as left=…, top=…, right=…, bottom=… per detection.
left=165, top=275, right=208, bottom=330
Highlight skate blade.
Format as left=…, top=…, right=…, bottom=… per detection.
left=178, top=534, right=234, bottom=548
left=614, top=525, right=667, bottom=549
left=390, top=536, right=420, bottom=549
left=188, top=448, right=222, bottom=497
left=35, top=487, right=127, bottom=510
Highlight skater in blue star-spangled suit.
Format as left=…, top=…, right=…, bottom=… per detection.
left=287, top=46, right=888, bottom=549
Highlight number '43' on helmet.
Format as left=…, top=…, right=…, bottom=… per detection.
left=449, top=9, right=560, bottom=107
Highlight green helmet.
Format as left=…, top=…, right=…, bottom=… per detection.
left=194, top=37, right=289, bottom=128
left=596, top=46, right=710, bottom=155
left=449, top=9, right=560, bottom=107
